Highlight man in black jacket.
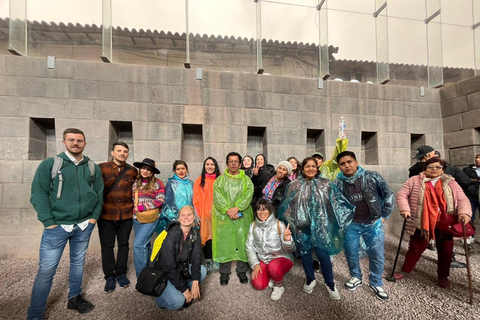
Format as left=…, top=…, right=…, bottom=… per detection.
left=463, top=154, right=480, bottom=224
left=409, top=146, right=435, bottom=177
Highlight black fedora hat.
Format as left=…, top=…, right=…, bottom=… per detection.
left=133, top=158, right=160, bottom=174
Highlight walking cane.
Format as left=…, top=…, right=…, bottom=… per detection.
left=386, top=218, right=408, bottom=282
left=462, top=223, right=473, bottom=305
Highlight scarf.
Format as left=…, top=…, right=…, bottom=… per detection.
left=205, top=173, right=217, bottom=179
left=422, top=180, right=446, bottom=240
left=173, top=174, right=190, bottom=183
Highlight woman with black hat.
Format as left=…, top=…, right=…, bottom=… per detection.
left=132, top=158, right=165, bottom=277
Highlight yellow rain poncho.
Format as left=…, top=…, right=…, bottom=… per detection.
left=319, top=138, right=349, bottom=181
left=212, top=169, right=254, bottom=263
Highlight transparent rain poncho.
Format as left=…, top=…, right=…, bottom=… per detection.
left=334, top=166, right=395, bottom=251
left=319, top=138, right=349, bottom=181
left=277, top=175, right=355, bottom=256
left=212, top=169, right=254, bottom=263
left=157, top=174, right=194, bottom=233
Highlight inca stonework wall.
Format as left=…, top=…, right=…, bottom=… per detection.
left=440, top=75, right=480, bottom=168
left=0, top=55, right=443, bottom=259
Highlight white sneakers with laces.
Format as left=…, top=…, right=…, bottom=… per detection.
left=344, top=277, right=363, bottom=290
left=270, top=286, right=285, bottom=300
left=302, top=279, right=316, bottom=293
left=324, top=283, right=341, bottom=300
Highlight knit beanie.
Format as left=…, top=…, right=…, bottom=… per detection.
left=277, top=161, right=293, bottom=174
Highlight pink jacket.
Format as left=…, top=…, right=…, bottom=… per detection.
left=396, top=173, right=471, bottom=235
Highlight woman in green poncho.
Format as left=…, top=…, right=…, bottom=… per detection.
left=212, top=152, right=254, bottom=286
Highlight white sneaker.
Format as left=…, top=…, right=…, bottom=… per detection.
left=324, top=283, right=341, bottom=300
left=303, top=279, right=316, bottom=293
left=270, top=286, right=285, bottom=300
left=344, top=277, right=363, bottom=291
left=268, top=279, right=274, bottom=288
left=467, top=236, right=474, bottom=245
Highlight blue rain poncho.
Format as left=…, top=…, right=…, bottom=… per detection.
left=157, top=174, right=194, bottom=233
left=277, top=175, right=355, bottom=256
left=333, top=166, right=394, bottom=250
left=212, top=169, right=254, bottom=263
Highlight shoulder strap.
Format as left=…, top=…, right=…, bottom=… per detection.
left=51, top=156, right=64, bottom=200
left=277, top=220, right=281, bottom=236
left=103, top=164, right=131, bottom=200
left=88, top=160, right=96, bottom=185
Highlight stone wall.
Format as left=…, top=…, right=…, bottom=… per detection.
left=440, top=75, right=480, bottom=168
left=0, top=55, right=442, bottom=259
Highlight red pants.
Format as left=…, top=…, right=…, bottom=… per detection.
left=401, top=229, right=454, bottom=278
left=251, top=257, right=293, bottom=290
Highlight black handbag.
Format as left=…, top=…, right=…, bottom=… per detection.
left=135, top=266, right=167, bottom=296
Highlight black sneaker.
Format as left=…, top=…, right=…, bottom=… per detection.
left=220, top=273, right=229, bottom=286
left=67, top=294, right=94, bottom=314
left=116, top=274, right=130, bottom=288
left=237, top=272, right=248, bottom=284
left=104, top=276, right=116, bottom=293
left=313, top=260, right=320, bottom=273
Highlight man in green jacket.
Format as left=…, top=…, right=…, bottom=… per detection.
left=27, top=128, right=104, bottom=320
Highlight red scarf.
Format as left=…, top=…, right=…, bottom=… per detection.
left=422, top=180, right=446, bottom=240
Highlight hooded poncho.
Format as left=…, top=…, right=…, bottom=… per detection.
left=157, top=174, right=194, bottom=233
left=193, top=174, right=217, bottom=245
left=212, top=169, right=254, bottom=263
left=277, top=175, right=354, bottom=256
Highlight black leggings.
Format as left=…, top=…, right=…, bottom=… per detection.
left=203, top=240, right=212, bottom=259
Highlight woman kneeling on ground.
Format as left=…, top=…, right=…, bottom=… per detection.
left=155, top=205, right=206, bottom=310
left=395, top=157, right=471, bottom=289
left=246, top=199, right=296, bottom=300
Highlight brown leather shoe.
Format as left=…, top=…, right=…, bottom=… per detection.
left=438, top=278, right=451, bottom=289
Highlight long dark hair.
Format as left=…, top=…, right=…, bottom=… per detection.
left=241, top=155, right=254, bottom=170
left=172, top=160, right=188, bottom=172
left=200, top=157, right=221, bottom=188
left=287, top=156, right=301, bottom=175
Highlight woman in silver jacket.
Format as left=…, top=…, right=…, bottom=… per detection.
left=246, top=199, right=296, bottom=301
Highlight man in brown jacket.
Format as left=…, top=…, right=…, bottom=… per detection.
left=98, top=142, right=138, bottom=293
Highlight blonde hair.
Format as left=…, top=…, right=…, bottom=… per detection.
left=178, top=205, right=195, bottom=227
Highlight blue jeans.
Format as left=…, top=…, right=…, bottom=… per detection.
left=155, top=265, right=207, bottom=310
left=344, top=220, right=385, bottom=287
left=27, top=223, right=95, bottom=320
left=301, top=247, right=334, bottom=285
left=133, top=219, right=159, bottom=277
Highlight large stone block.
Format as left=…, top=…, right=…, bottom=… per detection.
left=377, top=132, right=410, bottom=148
left=225, top=90, right=246, bottom=108
left=133, top=141, right=160, bottom=162
left=467, top=91, right=480, bottom=111
left=74, top=60, right=125, bottom=82
left=378, top=147, right=411, bottom=166
left=266, top=128, right=305, bottom=145
left=381, top=165, right=410, bottom=184
left=406, top=118, right=442, bottom=134
left=0, top=76, right=17, bottom=96
left=266, top=144, right=306, bottom=164
left=97, top=82, right=129, bottom=101
left=219, top=72, right=240, bottom=90
left=327, top=80, right=343, bottom=97
left=45, top=78, right=70, bottom=98
left=128, top=83, right=152, bottom=102
left=23, top=160, right=42, bottom=183
left=184, top=69, right=200, bottom=88
left=94, top=101, right=148, bottom=122
left=456, top=75, right=480, bottom=96
left=327, top=98, right=360, bottom=115
left=359, top=100, right=392, bottom=117
left=442, top=114, right=462, bottom=133
left=187, top=87, right=202, bottom=106
left=151, top=85, right=187, bottom=104
left=304, top=96, right=326, bottom=113
left=133, top=122, right=181, bottom=141
left=203, top=125, right=246, bottom=143
left=239, top=73, right=259, bottom=91
left=206, top=107, right=246, bottom=126
left=245, top=109, right=272, bottom=127
left=202, top=88, right=226, bottom=107
left=448, top=146, right=480, bottom=167
left=461, top=108, right=480, bottom=130
left=149, top=104, right=184, bottom=123
left=4, top=137, right=29, bottom=160
left=424, top=134, right=444, bottom=151
left=5, top=56, right=36, bottom=77
left=443, top=129, right=480, bottom=149
left=0, top=160, right=23, bottom=183
left=0, top=117, right=29, bottom=137
left=15, top=77, right=46, bottom=97
left=439, top=83, right=458, bottom=102
left=19, top=97, right=66, bottom=118
left=124, top=65, right=160, bottom=84
left=204, top=142, right=247, bottom=163
left=64, top=100, right=95, bottom=119
left=441, top=96, right=468, bottom=118
left=271, top=110, right=301, bottom=128
left=158, top=141, right=182, bottom=162
left=160, top=67, right=185, bottom=86
left=273, top=76, right=290, bottom=94
left=82, top=139, right=109, bottom=163
left=341, top=82, right=361, bottom=99
left=301, top=112, right=329, bottom=130
left=69, top=80, right=100, bottom=99
left=258, top=75, right=273, bottom=92
left=290, top=78, right=318, bottom=95
left=0, top=97, right=21, bottom=116
left=183, top=105, right=206, bottom=124
left=1, top=183, right=32, bottom=209
left=47, top=59, right=75, bottom=79
left=55, top=119, right=109, bottom=140
left=391, top=101, right=406, bottom=117
left=245, top=91, right=264, bottom=109
left=280, top=94, right=305, bottom=111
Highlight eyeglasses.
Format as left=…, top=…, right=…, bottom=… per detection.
left=426, top=166, right=443, bottom=170
left=257, top=207, right=269, bottom=212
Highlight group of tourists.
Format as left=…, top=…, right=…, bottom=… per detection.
left=26, top=128, right=474, bottom=319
